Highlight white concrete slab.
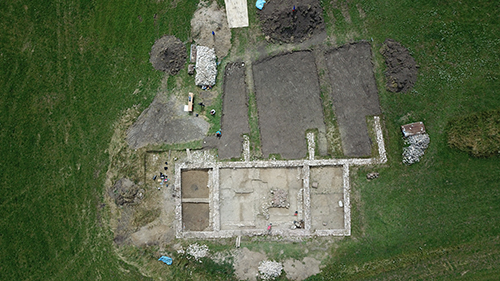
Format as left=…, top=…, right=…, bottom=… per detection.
left=224, top=0, right=249, bottom=28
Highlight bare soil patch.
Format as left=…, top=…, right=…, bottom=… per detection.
left=190, top=1, right=231, bottom=59
left=149, top=35, right=186, bottom=74
left=309, top=166, right=344, bottom=230
left=212, top=62, right=249, bottom=159
left=258, top=0, right=325, bottom=43
left=380, top=38, right=418, bottom=93
left=283, top=257, right=322, bottom=281
left=252, top=51, right=325, bottom=159
left=181, top=169, right=210, bottom=198
left=182, top=203, right=210, bottom=231
left=325, top=41, right=381, bottom=157
left=126, top=94, right=209, bottom=149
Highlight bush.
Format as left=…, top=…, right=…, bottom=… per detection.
left=447, top=109, right=500, bottom=157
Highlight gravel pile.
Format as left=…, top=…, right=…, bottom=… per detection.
left=195, top=46, right=217, bottom=87
left=186, top=243, right=209, bottom=260
left=258, top=260, right=283, bottom=280
left=403, top=134, right=430, bottom=165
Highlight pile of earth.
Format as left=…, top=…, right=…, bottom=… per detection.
left=258, top=0, right=324, bottom=43
left=150, top=35, right=186, bottom=74
left=379, top=38, right=418, bottom=93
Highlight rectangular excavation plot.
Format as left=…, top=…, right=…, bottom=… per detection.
left=181, top=169, right=211, bottom=231
left=182, top=203, right=210, bottom=231
left=253, top=51, right=326, bottom=159
left=309, top=166, right=344, bottom=231
left=219, top=167, right=304, bottom=231
left=325, top=42, right=381, bottom=157
left=220, top=62, right=249, bottom=159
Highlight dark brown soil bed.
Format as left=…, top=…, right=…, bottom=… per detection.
left=182, top=203, right=210, bottom=231
left=252, top=51, right=325, bottom=159
left=149, top=35, right=186, bottom=74
left=380, top=38, right=418, bottom=93
left=258, top=0, right=324, bottom=43
left=181, top=169, right=210, bottom=198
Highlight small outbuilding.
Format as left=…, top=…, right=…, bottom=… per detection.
left=401, top=122, right=426, bottom=138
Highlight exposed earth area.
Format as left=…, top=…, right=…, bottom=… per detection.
left=258, top=0, right=325, bottom=43
left=190, top=1, right=232, bottom=59
left=126, top=94, right=209, bottom=149
left=104, top=2, right=416, bottom=279
left=253, top=51, right=326, bottom=159
left=380, top=38, right=419, bottom=93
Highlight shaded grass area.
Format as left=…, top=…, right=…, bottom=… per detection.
left=0, top=0, right=198, bottom=280
left=447, top=109, right=500, bottom=157
left=312, top=0, right=500, bottom=279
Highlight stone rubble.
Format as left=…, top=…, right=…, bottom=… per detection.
left=195, top=46, right=217, bottom=87
left=366, top=172, right=379, bottom=180
left=186, top=243, right=209, bottom=261
left=402, top=133, right=430, bottom=165
left=258, top=260, right=283, bottom=280
left=270, top=189, right=290, bottom=208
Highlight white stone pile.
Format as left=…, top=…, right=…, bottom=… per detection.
left=195, top=46, right=217, bottom=87
left=186, top=243, right=209, bottom=261
left=258, top=260, right=283, bottom=280
left=402, top=134, right=430, bottom=165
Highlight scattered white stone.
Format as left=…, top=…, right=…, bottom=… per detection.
left=186, top=243, right=209, bottom=260
left=258, top=260, right=283, bottom=280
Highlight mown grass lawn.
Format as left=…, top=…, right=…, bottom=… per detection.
left=0, top=0, right=197, bottom=280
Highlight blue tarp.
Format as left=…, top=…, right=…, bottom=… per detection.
left=256, top=0, right=266, bottom=10
left=158, top=256, right=172, bottom=265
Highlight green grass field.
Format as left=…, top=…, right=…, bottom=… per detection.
left=1, top=0, right=499, bottom=280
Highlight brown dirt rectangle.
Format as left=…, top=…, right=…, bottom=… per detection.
left=182, top=203, right=210, bottom=231
left=181, top=169, right=210, bottom=198
left=253, top=51, right=326, bottom=159
left=219, top=62, right=250, bottom=159
left=309, top=166, right=344, bottom=230
left=325, top=42, right=381, bottom=157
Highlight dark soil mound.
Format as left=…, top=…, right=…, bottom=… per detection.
left=258, top=0, right=324, bottom=43
left=380, top=39, right=418, bottom=93
left=150, top=35, right=186, bottom=74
